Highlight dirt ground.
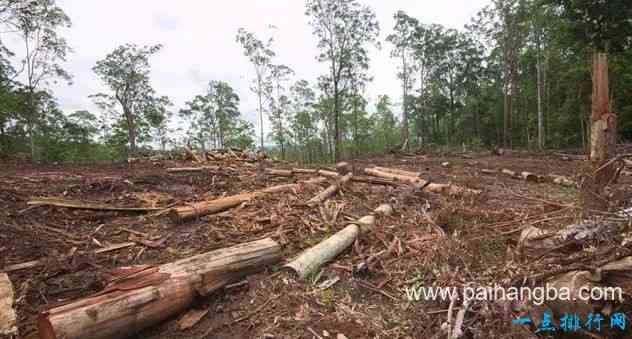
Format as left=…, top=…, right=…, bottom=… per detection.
left=1, top=151, right=630, bottom=339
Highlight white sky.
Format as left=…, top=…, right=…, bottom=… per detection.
left=6, top=0, right=490, bottom=135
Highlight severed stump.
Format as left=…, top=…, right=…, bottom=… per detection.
left=38, top=238, right=281, bottom=339
left=0, top=273, right=17, bottom=337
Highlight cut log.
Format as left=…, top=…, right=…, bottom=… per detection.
left=169, top=183, right=301, bottom=222
left=316, top=169, right=340, bottom=178
left=336, top=162, right=352, bottom=175
left=285, top=205, right=393, bottom=279
left=481, top=169, right=496, bottom=175
left=28, top=198, right=165, bottom=212
left=364, top=168, right=481, bottom=196
left=38, top=238, right=281, bottom=339
left=166, top=166, right=219, bottom=174
left=264, top=168, right=294, bottom=177
left=351, top=176, right=397, bottom=186
left=501, top=168, right=517, bottom=177
left=307, top=173, right=353, bottom=207
left=0, top=273, right=17, bottom=337
left=373, top=166, right=421, bottom=178
left=292, top=168, right=318, bottom=175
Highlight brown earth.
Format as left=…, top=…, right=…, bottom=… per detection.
left=1, top=151, right=629, bottom=339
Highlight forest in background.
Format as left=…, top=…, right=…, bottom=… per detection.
left=0, top=0, right=631, bottom=163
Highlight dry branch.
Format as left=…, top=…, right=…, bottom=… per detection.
left=0, top=273, right=17, bottom=337
left=285, top=204, right=393, bottom=279
left=27, top=198, right=165, bottom=212
left=306, top=173, right=353, bottom=207
left=38, top=238, right=281, bottom=339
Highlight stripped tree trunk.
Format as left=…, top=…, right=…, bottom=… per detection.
left=286, top=204, right=393, bottom=279
left=584, top=53, right=617, bottom=211
left=38, top=238, right=281, bottom=339
left=590, top=53, right=617, bottom=186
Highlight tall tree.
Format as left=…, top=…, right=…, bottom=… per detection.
left=92, top=44, right=163, bottom=155
left=6, top=0, right=71, bottom=160
left=387, top=11, right=418, bottom=149
left=267, top=64, right=294, bottom=159
left=180, top=81, right=241, bottom=150
left=305, top=0, right=379, bottom=161
left=236, top=28, right=275, bottom=150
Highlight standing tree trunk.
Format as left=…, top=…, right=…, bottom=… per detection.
left=333, top=81, right=340, bottom=163
left=536, top=29, right=545, bottom=150
left=401, top=52, right=409, bottom=149
left=124, top=109, right=137, bottom=156
left=590, top=53, right=617, bottom=187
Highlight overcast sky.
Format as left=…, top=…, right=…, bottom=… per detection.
left=7, top=0, right=490, bottom=135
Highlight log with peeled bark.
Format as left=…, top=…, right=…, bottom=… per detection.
left=169, top=183, right=301, bottom=222
left=306, top=173, right=353, bottom=207
left=373, top=166, right=421, bottom=178
left=285, top=204, right=393, bottom=279
left=0, top=273, right=17, bottom=337
left=38, top=238, right=281, bottom=339
left=364, top=167, right=481, bottom=196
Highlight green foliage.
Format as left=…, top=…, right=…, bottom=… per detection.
left=180, top=80, right=245, bottom=150
left=92, top=44, right=166, bottom=155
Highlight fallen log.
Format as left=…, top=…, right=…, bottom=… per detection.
left=38, top=238, right=281, bottom=339
left=169, top=183, right=304, bottom=222
left=286, top=204, right=393, bottom=279
left=373, top=166, right=421, bottom=178
left=501, top=168, right=517, bottom=177
left=307, top=173, right=353, bottom=207
left=264, top=168, right=294, bottom=177
left=166, top=166, right=219, bottom=174
left=351, top=175, right=397, bottom=186
left=365, top=168, right=481, bottom=196
left=27, top=198, right=165, bottom=212
left=0, top=273, right=17, bottom=337
left=336, top=162, right=352, bottom=175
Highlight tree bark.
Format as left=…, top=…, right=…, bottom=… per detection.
left=536, top=27, right=545, bottom=150
left=0, top=273, right=17, bottom=337
left=364, top=167, right=481, bottom=196
left=285, top=204, right=392, bottom=279
left=38, top=238, right=281, bottom=339
left=589, top=52, right=617, bottom=187
left=169, top=183, right=300, bottom=222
